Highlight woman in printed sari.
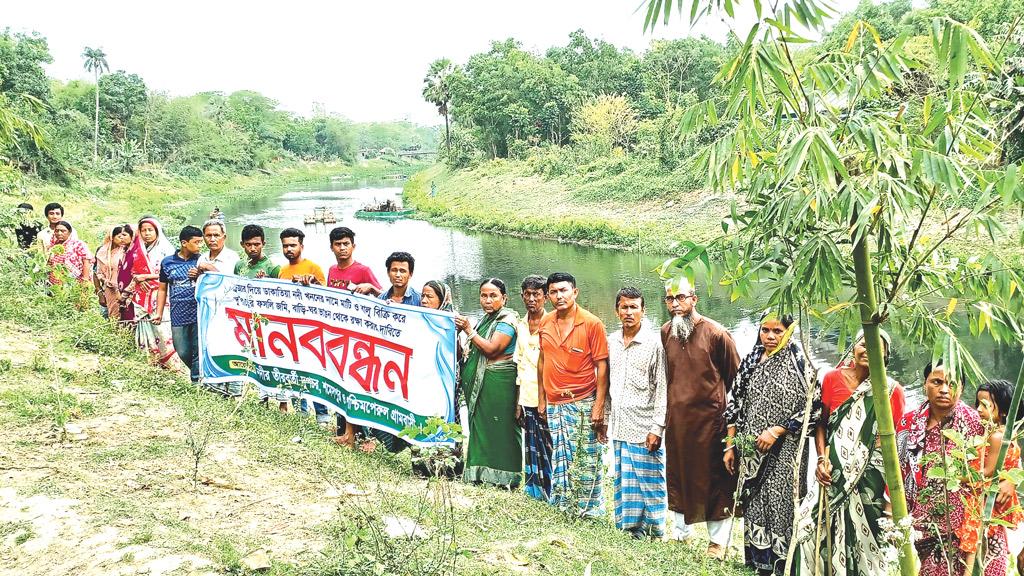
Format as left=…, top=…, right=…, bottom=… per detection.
left=46, top=221, right=92, bottom=285
left=454, top=278, right=522, bottom=488
left=723, top=312, right=817, bottom=575
left=93, top=224, right=133, bottom=322
left=120, top=216, right=181, bottom=369
left=794, top=329, right=906, bottom=576
left=898, top=364, right=1011, bottom=575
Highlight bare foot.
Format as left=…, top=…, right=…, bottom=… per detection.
left=332, top=434, right=355, bottom=448
left=359, top=439, right=378, bottom=453
left=707, top=543, right=726, bottom=561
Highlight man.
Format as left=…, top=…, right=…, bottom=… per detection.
left=193, top=219, right=239, bottom=278
left=153, top=226, right=204, bottom=383
left=233, top=224, right=281, bottom=279
left=15, top=203, right=43, bottom=250
left=661, top=278, right=739, bottom=559
left=607, top=287, right=667, bottom=538
left=325, top=226, right=382, bottom=446
left=378, top=252, right=419, bottom=306
left=278, top=228, right=325, bottom=286
left=326, top=226, right=381, bottom=293
left=536, top=272, right=609, bottom=518
left=37, top=202, right=77, bottom=249
left=515, top=274, right=552, bottom=501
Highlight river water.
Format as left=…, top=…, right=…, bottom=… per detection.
left=194, top=179, right=1021, bottom=404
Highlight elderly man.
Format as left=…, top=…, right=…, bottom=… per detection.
left=661, top=278, right=739, bottom=559
left=515, top=274, right=552, bottom=501
left=607, top=287, right=667, bottom=538
left=193, top=219, right=239, bottom=277
left=537, top=272, right=609, bottom=518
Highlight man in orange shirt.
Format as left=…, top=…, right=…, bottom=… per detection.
left=536, top=272, right=609, bottom=518
left=277, top=228, right=325, bottom=286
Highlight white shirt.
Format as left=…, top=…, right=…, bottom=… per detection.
left=514, top=315, right=541, bottom=408
left=199, top=247, right=240, bottom=274
left=606, top=321, right=668, bottom=444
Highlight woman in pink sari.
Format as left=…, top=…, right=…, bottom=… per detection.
left=47, top=221, right=92, bottom=285
left=94, top=223, right=133, bottom=322
left=118, top=216, right=182, bottom=369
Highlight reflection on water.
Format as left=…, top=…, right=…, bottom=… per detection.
left=195, top=180, right=1021, bottom=406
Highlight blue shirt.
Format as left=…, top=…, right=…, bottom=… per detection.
left=159, top=252, right=199, bottom=326
left=380, top=286, right=421, bottom=306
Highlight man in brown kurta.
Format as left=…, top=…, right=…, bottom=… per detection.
left=661, top=279, right=739, bottom=560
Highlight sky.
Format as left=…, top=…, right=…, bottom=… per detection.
left=3, top=0, right=859, bottom=125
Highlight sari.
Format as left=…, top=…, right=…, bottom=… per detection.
left=726, top=341, right=817, bottom=574
left=794, top=377, right=901, bottom=576
left=47, top=236, right=91, bottom=285
left=461, top=306, right=522, bottom=488
left=898, top=401, right=1001, bottom=576
left=121, top=218, right=181, bottom=369
left=95, top=229, right=127, bottom=322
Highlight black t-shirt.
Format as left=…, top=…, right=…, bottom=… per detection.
left=15, top=221, right=43, bottom=249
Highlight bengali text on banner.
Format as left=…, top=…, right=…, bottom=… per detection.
left=195, top=272, right=458, bottom=446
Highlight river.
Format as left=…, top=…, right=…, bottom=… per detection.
left=195, top=179, right=1022, bottom=404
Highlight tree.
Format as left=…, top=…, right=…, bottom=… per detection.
left=81, top=47, right=108, bottom=163
left=546, top=30, right=644, bottom=102
left=98, top=71, right=147, bottom=143
left=645, top=1, right=1024, bottom=575
left=423, top=58, right=456, bottom=155
left=571, top=94, right=639, bottom=156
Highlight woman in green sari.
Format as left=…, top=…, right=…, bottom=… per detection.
left=454, top=278, right=522, bottom=488
left=794, top=330, right=905, bottom=576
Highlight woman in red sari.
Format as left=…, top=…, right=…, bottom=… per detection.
left=119, top=216, right=182, bottom=369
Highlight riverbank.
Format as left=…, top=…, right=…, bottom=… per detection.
left=0, top=163, right=748, bottom=576
left=403, top=162, right=1024, bottom=265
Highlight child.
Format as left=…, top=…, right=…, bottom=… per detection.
left=959, top=379, right=1024, bottom=575
left=153, top=226, right=204, bottom=383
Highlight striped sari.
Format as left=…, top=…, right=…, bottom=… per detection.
left=461, top=307, right=522, bottom=488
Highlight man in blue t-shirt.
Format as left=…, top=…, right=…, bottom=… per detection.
left=153, top=226, right=204, bottom=382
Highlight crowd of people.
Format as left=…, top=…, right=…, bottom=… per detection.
left=14, top=201, right=1024, bottom=575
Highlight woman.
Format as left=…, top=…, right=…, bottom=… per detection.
left=454, top=278, right=522, bottom=488
left=46, top=221, right=92, bottom=285
left=795, top=329, right=906, bottom=576
left=94, top=224, right=133, bottom=322
left=899, top=365, right=1004, bottom=575
left=120, top=216, right=181, bottom=369
left=723, top=313, right=816, bottom=576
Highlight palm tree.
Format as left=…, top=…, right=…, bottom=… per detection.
left=82, top=47, right=109, bottom=163
left=422, top=59, right=455, bottom=155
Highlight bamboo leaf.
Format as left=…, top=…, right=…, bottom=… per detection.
left=945, top=298, right=958, bottom=318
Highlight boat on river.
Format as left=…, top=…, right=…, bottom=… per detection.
left=354, top=199, right=414, bottom=221
left=304, top=206, right=337, bottom=225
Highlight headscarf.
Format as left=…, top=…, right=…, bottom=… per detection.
left=423, top=280, right=454, bottom=312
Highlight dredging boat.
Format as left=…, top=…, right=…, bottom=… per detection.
left=354, top=199, right=414, bottom=221
left=303, top=206, right=337, bottom=225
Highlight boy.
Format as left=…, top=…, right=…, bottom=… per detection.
left=154, top=226, right=204, bottom=383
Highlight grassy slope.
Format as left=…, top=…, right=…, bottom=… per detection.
left=404, top=162, right=1024, bottom=265
left=0, top=162, right=749, bottom=576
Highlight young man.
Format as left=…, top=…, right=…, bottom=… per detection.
left=37, top=202, right=77, bottom=249
left=607, top=287, right=667, bottom=538
left=325, top=226, right=382, bottom=447
left=234, top=224, right=281, bottom=279
left=379, top=251, right=419, bottom=305
left=278, top=228, right=325, bottom=286
left=536, top=272, right=609, bottom=518
left=193, top=219, right=239, bottom=278
left=153, top=226, right=204, bottom=383
left=15, top=203, right=43, bottom=250
left=326, top=226, right=381, bottom=293
left=515, top=274, right=553, bottom=501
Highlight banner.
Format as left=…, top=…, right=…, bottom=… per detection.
left=195, top=272, right=458, bottom=446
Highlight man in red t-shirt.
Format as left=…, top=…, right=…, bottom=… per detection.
left=326, top=226, right=381, bottom=294
left=536, top=272, right=610, bottom=518
left=325, top=226, right=381, bottom=448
